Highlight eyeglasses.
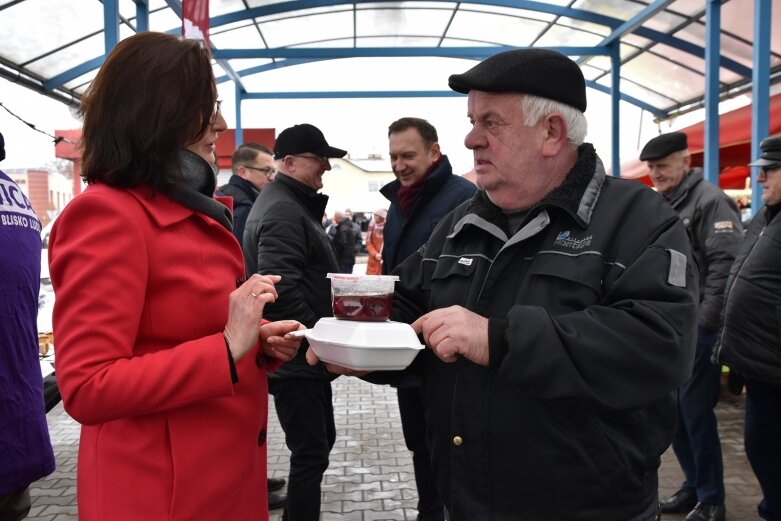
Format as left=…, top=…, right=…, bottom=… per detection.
left=210, top=100, right=223, bottom=123
left=293, top=154, right=329, bottom=166
left=244, top=165, right=276, bottom=178
left=760, top=165, right=781, bottom=176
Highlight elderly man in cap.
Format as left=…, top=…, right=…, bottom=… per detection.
left=244, top=123, right=346, bottom=521
left=640, top=132, right=743, bottom=521
left=716, top=135, right=781, bottom=521
left=310, top=49, right=699, bottom=521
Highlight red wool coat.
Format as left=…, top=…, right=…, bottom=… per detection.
left=49, top=183, right=279, bottom=521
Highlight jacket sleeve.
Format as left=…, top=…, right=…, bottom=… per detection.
left=49, top=193, right=239, bottom=425
left=253, top=201, right=321, bottom=327
left=489, top=216, right=699, bottom=411
left=696, top=195, right=743, bottom=331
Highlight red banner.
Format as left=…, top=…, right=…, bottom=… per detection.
left=182, top=0, right=210, bottom=46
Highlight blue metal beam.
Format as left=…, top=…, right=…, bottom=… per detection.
left=213, top=46, right=609, bottom=60
left=703, top=0, right=720, bottom=186
left=43, top=57, right=104, bottom=91
left=104, top=0, right=119, bottom=54
left=235, top=84, right=244, bottom=147
left=208, top=0, right=750, bottom=77
left=135, top=0, right=149, bottom=32
left=751, top=0, right=772, bottom=215
left=598, top=0, right=674, bottom=48
left=610, top=44, right=621, bottom=177
left=243, top=91, right=463, bottom=99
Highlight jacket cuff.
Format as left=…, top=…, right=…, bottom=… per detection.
left=224, top=334, right=240, bottom=384
left=488, top=318, right=509, bottom=369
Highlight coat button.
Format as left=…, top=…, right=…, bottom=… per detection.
left=453, top=436, right=463, bottom=446
left=258, top=428, right=267, bottom=446
left=255, top=353, right=265, bottom=368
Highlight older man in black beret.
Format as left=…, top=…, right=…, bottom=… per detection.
left=311, top=49, right=699, bottom=521
left=641, top=132, right=743, bottom=521
left=716, top=135, right=781, bottom=521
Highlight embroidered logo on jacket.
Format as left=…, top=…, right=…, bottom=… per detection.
left=554, top=230, right=593, bottom=250
left=713, top=221, right=734, bottom=233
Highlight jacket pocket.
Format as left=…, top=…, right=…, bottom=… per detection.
left=428, top=254, right=484, bottom=309
left=526, top=251, right=604, bottom=309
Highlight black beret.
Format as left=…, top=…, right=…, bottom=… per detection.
left=639, top=132, right=689, bottom=161
left=448, top=49, right=587, bottom=112
left=748, top=135, right=781, bottom=168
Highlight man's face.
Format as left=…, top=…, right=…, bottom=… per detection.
left=646, top=152, right=690, bottom=195
left=238, top=151, right=275, bottom=190
left=289, top=153, right=331, bottom=191
left=759, top=164, right=781, bottom=205
left=464, top=91, right=549, bottom=211
left=388, top=127, right=440, bottom=188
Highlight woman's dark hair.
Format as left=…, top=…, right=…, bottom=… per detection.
left=79, top=32, right=216, bottom=194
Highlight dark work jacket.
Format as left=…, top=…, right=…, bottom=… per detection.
left=380, top=155, right=477, bottom=273
left=664, top=168, right=743, bottom=331
left=216, top=175, right=257, bottom=247
left=387, top=144, right=698, bottom=521
left=717, top=204, right=781, bottom=385
left=333, top=218, right=357, bottom=267
left=243, top=173, right=339, bottom=380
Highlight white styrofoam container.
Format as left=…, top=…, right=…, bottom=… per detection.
left=304, top=317, right=424, bottom=370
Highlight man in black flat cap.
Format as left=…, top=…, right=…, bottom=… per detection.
left=244, top=123, right=347, bottom=521
left=309, top=49, right=699, bottom=521
left=640, top=132, right=743, bottom=521
left=716, top=135, right=781, bottom=521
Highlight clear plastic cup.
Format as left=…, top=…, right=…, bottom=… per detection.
left=327, top=273, right=400, bottom=321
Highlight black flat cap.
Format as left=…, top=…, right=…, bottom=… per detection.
left=748, top=135, right=781, bottom=167
left=640, top=132, right=689, bottom=161
left=273, top=123, right=347, bottom=160
left=448, top=49, right=587, bottom=112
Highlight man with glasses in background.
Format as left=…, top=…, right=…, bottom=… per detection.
left=217, top=142, right=276, bottom=246
left=244, top=123, right=347, bottom=521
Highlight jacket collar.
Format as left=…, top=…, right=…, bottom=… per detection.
left=227, top=175, right=259, bottom=201
left=665, top=168, right=703, bottom=207
left=124, top=184, right=197, bottom=228
left=274, top=172, right=329, bottom=220
left=380, top=154, right=454, bottom=204
left=464, top=143, right=603, bottom=233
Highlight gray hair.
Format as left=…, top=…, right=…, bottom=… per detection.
left=520, top=94, right=587, bottom=146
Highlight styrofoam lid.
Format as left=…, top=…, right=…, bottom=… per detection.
left=308, top=317, right=422, bottom=348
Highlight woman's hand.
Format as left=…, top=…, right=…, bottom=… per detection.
left=223, top=274, right=280, bottom=362
left=260, top=320, right=304, bottom=361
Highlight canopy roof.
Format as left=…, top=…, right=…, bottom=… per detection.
left=1, top=0, right=780, bottom=121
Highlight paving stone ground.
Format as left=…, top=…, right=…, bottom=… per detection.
left=29, top=377, right=763, bottom=521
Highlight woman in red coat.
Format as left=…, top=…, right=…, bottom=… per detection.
left=48, top=32, right=302, bottom=521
